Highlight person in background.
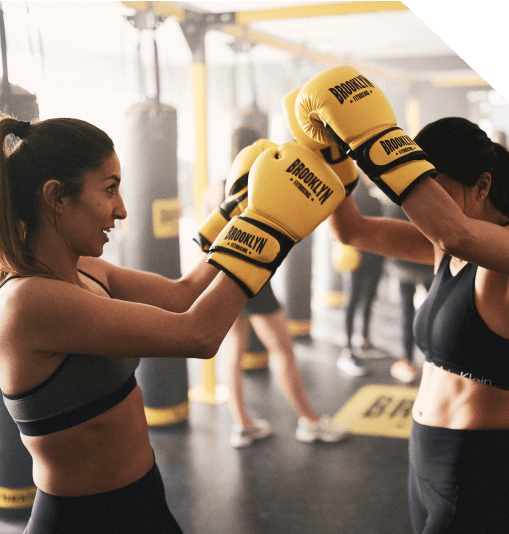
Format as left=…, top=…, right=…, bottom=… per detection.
left=383, top=203, right=434, bottom=383
left=205, top=125, right=349, bottom=448
left=336, top=174, right=385, bottom=377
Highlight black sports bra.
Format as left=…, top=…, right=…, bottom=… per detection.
left=414, top=254, right=509, bottom=390
left=0, top=270, right=140, bottom=436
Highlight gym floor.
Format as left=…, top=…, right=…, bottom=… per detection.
left=0, top=277, right=420, bottom=534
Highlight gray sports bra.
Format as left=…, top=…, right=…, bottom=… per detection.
left=0, top=271, right=140, bottom=436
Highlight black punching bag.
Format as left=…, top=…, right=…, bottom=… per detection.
left=0, top=401, right=36, bottom=520
left=230, top=111, right=272, bottom=369
left=120, top=101, right=189, bottom=427
left=0, top=4, right=38, bottom=513
left=0, top=88, right=38, bottom=519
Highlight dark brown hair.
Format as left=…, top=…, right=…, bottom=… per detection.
left=0, top=115, right=115, bottom=279
left=490, top=142, right=509, bottom=216
left=415, top=117, right=509, bottom=216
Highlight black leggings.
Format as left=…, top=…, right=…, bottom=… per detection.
left=345, top=253, right=384, bottom=346
left=24, top=460, right=184, bottom=534
left=408, top=420, right=509, bottom=534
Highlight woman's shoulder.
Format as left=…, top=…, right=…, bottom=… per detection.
left=77, top=256, right=110, bottom=274
left=77, top=257, right=113, bottom=287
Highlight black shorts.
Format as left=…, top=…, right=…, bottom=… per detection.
left=408, top=419, right=509, bottom=534
left=24, top=460, right=183, bottom=534
left=240, top=281, right=281, bottom=317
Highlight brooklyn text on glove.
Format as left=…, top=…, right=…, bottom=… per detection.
left=286, top=158, right=335, bottom=205
left=379, top=134, right=418, bottom=156
left=328, top=74, right=375, bottom=105
left=223, top=225, right=268, bottom=255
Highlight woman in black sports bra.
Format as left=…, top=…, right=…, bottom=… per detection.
left=329, top=117, right=509, bottom=533
left=0, top=115, right=338, bottom=533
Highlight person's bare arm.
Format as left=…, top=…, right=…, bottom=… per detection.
left=328, top=194, right=435, bottom=265
left=403, top=177, right=509, bottom=276
left=7, top=270, right=247, bottom=360
left=79, top=252, right=219, bottom=313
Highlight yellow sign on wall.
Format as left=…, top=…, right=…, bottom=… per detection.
left=334, top=384, right=419, bottom=439
left=152, top=198, right=181, bottom=239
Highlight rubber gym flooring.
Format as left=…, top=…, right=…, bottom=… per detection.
left=0, top=276, right=419, bottom=534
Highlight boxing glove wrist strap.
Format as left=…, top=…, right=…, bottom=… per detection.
left=319, top=145, right=359, bottom=196
left=209, top=215, right=295, bottom=272
left=319, top=145, right=349, bottom=166
left=207, top=215, right=295, bottom=297
left=193, top=210, right=229, bottom=251
left=193, top=189, right=249, bottom=251
left=351, top=127, right=428, bottom=177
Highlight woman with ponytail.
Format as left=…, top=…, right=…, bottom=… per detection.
left=0, top=115, right=250, bottom=533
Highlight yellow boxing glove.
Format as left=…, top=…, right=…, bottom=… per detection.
left=194, top=139, right=278, bottom=251
left=207, top=142, right=346, bottom=297
left=281, top=87, right=359, bottom=196
left=296, top=66, right=437, bottom=205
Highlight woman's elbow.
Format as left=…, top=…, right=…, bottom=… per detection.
left=187, top=332, right=222, bottom=360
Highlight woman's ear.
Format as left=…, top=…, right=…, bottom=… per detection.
left=41, top=180, right=68, bottom=213
left=476, top=172, right=492, bottom=201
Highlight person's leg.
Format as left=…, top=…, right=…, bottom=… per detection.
left=399, top=281, right=416, bottom=363
left=337, top=266, right=367, bottom=376
left=391, top=281, right=419, bottom=383
left=222, top=315, right=253, bottom=429
left=223, top=315, right=272, bottom=448
left=360, top=258, right=384, bottom=347
left=250, top=310, right=348, bottom=443
left=250, top=310, right=319, bottom=424
left=344, top=269, right=363, bottom=350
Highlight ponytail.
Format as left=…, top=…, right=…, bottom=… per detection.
left=0, top=116, right=37, bottom=280
left=0, top=114, right=114, bottom=280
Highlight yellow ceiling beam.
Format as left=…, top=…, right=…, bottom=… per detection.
left=121, top=1, right=186, bottom=22
left=234, top=2, right=408, bottom=25
left=431, top=74, right=489, bottom=88
left=118, top=3, right=492, bottom=90
left=221, top=24, right=412, bottom=84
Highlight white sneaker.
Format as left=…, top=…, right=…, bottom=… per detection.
left=229, top=419, right=272, bottom=448
left=337, top=349, right=367, bottom=377
left=390, top=359, right=419, bottom=383
left=295, top=415, right=349, bottom=443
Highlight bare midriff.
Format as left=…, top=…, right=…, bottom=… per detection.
left=413, top=361, right=509, bottom=430
left=21, top=385, right=154, bottom=497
